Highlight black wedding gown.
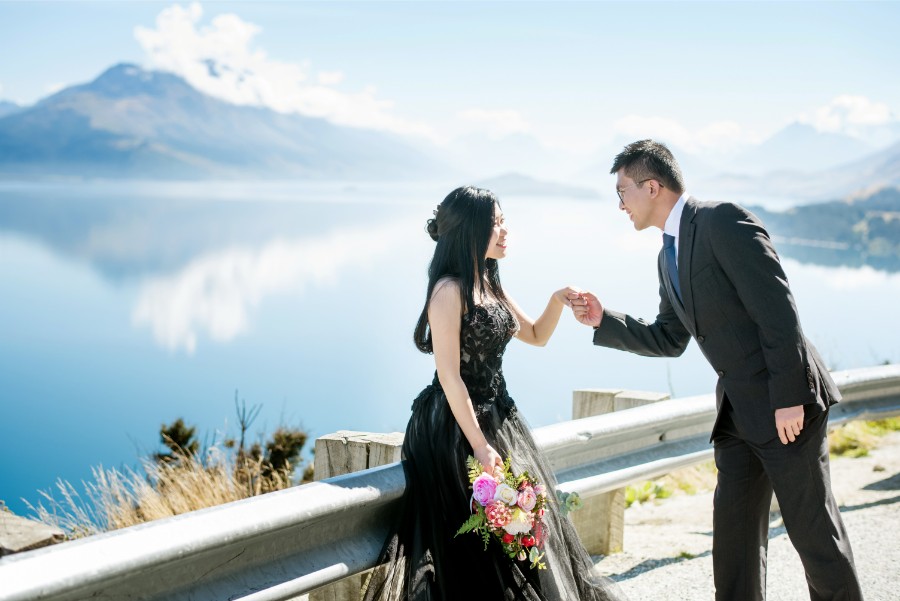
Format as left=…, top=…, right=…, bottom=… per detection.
left=362, top=302, right=627, bottom=601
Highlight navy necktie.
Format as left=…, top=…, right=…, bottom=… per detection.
left=663, top=233, right=682, bottom=300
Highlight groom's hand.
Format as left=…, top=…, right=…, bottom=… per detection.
left=774, top=405, right=804, bottom=444
left=568, top=291, right=603, bottom=327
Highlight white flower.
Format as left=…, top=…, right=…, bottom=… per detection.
left=503, top=508, right=534, bottom=535
left=494, top=483, right=518, bottom=506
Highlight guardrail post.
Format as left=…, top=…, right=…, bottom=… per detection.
left=308, top=431, right=404, bottom=601
left=570, top=389, right=670, bottom=554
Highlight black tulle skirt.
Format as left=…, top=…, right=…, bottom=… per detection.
left=361, top=382, right=628, bottom=601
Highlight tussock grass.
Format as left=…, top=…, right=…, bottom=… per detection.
left=828, top=417, right=900, bottom=458
left=624, top=480, right=671, bottom=507
left=28, top=447, right=293, bottom=539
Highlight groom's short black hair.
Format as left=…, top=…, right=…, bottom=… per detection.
left=610, top=139, right=685, bottom=195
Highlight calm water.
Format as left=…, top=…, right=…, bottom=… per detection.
left=2, top=181, right=899, bottom=516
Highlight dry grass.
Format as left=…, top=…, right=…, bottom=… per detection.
left=28, top=447, right=294, bottom=539
left=828, top=417, right=900, bottom=458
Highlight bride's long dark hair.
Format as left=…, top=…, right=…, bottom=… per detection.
left=413, top=186, right=510, bottom=354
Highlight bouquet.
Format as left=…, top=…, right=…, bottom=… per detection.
left=455, top=456, right=551, bottom=570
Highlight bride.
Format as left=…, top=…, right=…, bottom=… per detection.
left=362, top=186, right=626, bottom=600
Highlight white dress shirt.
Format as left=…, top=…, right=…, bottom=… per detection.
left=663, top=192, right=690, bottom=266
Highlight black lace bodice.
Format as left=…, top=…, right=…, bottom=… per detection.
left=430, top=302, right=519, bottom=406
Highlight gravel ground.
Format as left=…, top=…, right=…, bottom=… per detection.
left=593, top=431, right=900, bottom=601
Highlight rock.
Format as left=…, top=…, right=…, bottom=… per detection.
left=0, top=508, right=65, bottom=556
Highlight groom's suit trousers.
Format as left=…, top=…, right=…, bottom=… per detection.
left=712, top=402, right=862, bottom=601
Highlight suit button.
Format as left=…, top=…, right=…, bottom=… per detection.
left=697, top=335, right=706, bottom=343
left=717, top=370, right=725, bottom=377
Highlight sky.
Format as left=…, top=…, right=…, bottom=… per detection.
left=0, top=1, right=899, bottom=156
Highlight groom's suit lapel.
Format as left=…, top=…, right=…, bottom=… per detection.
left=676, top=198, right=700, bottom=333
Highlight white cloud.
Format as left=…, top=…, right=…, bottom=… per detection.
left=807, top=263, right=900, bottom=291
left=457, top=108, right=531, bottom=140
left=317, top=71, right=344, bottom=86
left=611, top=115, right=761, bottom=154
left=134, top=2, right=433, bottom=138
left=132, top=220, right=411, bottom=354
left=799, top=95, right=896, bottom=137
left=45, top=82, right=66, bottom=96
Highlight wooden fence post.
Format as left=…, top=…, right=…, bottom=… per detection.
left=569, top=389, right=669, bottom=555
left=307, top=431, right=404, bottom=601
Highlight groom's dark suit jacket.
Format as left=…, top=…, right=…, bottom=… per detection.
left=594, top=197, right=840, bottom=443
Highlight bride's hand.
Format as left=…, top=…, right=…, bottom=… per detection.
left=473, top=443, right=503, bottom=476
left=553, top=285, right=583, bottom=307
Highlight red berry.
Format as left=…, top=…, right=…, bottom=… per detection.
left=502, top=533, right=515, bottom=544
left=521, top=535, right=535, bottom=547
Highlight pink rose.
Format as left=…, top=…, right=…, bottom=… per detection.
left=517, top=486, right=537, bottom=512
left=472, top=472, right=498, bottom=507
left=534, top=484, right=546, bottom=498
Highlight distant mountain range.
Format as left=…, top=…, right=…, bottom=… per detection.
left=0, top=101, right=20, bottom=118
left=476, top=172, right=599, bottom=199
left=729, top=122, right=876, bottom=174
left=749, top=186, right=900, bottom=271
left=586, top=124, right=900, bottom=202
left=445, top=132, right=582, bottom=182
left=0, top=64, right=447, bottom=180
left=1, top=63, right=899, bottom=199
left=702, top=139, right=900, bottom=202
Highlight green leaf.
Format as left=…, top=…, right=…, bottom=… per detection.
left=465, top=456, right=483, bottom=482
left=455, top=512, right=485, bottom=537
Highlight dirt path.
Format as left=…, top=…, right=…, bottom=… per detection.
left=594, top=431, right=900, bottom=600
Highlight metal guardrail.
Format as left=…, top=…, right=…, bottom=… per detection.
left=1, top=365, right=899, bottom=601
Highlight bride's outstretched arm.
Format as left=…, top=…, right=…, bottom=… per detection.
left=429, top=279, right=503, bottom=473
left=508, top=286, right=582, bottom=347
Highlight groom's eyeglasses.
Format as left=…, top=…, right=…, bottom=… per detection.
left=616, top=179, right=661, bottom=202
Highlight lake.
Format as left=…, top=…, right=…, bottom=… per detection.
left=2, top=181, right=899, bottom=516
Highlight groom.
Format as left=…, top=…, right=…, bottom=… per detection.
left=570, top=140, right=863, bottom=600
